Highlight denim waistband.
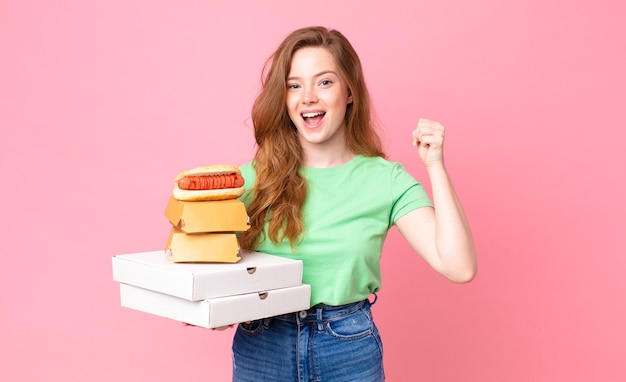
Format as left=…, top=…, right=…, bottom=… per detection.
left=274, top=297, right=373, bottom=324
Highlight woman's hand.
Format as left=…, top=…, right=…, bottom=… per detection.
left=212, top=325, right=235, bottom=331
left=412, top=118, right=445, bottom=167
left=181, top=322, right=235, bottom=330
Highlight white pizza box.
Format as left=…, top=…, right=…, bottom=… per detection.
left=119, top=283, right=311, bottom=329
left=112, top=250, right=303, bottom=301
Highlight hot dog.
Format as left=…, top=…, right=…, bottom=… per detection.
left=172, top=164, right=245, bottom=201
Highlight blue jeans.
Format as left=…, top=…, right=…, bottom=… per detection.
left=232, top=297, right=385, bottom=381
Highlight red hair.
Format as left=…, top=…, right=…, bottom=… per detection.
left=240, top=26, right=385, bottom=250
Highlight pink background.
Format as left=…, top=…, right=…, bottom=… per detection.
left=2, top=0, right=625, bottom=381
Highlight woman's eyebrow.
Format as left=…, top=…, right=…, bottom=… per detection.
left=287, top=70, right=338, bottom=81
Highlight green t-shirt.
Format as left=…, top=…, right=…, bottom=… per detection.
left=239, top=154, right=433, bottom=306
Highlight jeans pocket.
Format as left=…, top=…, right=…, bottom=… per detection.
left=325, top=308, right=373, bottom=340
left=237, top=318, right=271, bottom=337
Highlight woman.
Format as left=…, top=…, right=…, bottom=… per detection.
left=233, top=26, right=477, bottom=381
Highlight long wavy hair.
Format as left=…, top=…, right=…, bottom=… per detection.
left=240, top=26, right=386, bottom=251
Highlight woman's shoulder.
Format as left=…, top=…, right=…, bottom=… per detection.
left=354, top=155, right=403, bottom=171
left=239, top=160, right=256, bottom=183
left=238, top=160, right=254, bottom=173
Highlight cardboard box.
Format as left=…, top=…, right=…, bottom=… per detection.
left=165, top=228, right=240, bottom=263
left=119, top=283, right=311, bottom=329
left=112, top=250, right=305, bottom=301
left=164, top=196, right=250, bottom=233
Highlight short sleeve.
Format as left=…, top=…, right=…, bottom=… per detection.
left=389, top=163, right=433, bottom=225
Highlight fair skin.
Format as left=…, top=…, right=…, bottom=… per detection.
left=286, top=47, right=354, bottom=168
left=397, top=118, right=477, bottom=283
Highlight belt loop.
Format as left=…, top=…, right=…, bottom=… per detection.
left=370, top=293, right=378, bottom=306
left=316, top=307, right=324, bottom=331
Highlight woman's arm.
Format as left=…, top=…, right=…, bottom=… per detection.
left=395, top=118, right=477, bottom=283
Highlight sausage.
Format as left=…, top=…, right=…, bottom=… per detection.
left=177, top=174, right=244, bottom=190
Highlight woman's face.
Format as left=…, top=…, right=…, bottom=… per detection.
left=286, top=46, right=353, bottom=150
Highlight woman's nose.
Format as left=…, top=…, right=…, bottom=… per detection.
left=302, top=87, right=318, bottom=104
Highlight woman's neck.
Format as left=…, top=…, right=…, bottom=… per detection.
left=301, top=139, right=354, bottom=168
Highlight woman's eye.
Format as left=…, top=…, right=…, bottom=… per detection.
left=320, top=80, right=332, bottom=86
left=288, top=83, right=300, bottom=90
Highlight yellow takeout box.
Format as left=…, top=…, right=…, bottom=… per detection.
left=164, top=196, right=250, bottom=234
left=165, top=228, right=241, bottom=263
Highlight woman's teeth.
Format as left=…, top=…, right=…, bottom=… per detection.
left=302, top=112, right=325, bottom=119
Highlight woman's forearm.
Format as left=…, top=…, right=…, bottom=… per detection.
left=427, top=163, right=477, bottom=282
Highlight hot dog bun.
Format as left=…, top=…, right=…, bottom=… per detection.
left=172, top=164, right=245, bottom=201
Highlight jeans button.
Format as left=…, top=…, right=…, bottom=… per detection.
left=298, top=310, right=307, bottom=319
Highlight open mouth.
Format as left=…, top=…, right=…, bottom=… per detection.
left=302, top=111, right=326, bottom=126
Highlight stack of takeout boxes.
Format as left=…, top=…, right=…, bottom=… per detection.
left=111, top=195, right=310, bottom=328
